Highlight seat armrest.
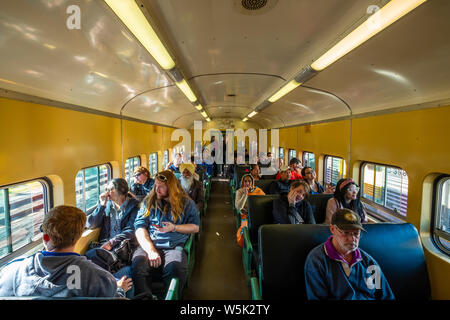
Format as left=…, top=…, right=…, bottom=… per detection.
left=74, top=228, right=100, bottom=254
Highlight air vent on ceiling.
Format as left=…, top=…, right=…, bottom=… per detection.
left=241, top=0, right=267, bottom=10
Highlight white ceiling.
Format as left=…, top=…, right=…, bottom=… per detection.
left=0, top=0, right=449, bottom=129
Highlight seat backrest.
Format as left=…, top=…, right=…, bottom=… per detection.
left=254, top=179, right=276, bottom=194
left=247, top=194, right=280, bottom=247
left=258, top=223, right=430, bottom=300
left=307, top=193, right=333, bottom=224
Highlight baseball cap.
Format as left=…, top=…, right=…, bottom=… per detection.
left=331, top=209, right=366, bottom=232
left=279, top=165, right=291, bottom=172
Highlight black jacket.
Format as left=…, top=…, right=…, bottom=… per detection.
left=272, top=193, right=315, bottom=224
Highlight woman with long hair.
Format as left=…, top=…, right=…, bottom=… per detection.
left=301, top=166, right=335, bottom=194
left=324, top=178, right=367, bottom=224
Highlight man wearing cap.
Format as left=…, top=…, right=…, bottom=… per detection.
left=268, top=165, right=293, bottom=194
left=304, top=209, right=395, bottom=300
left=179, top=162, right=204, bottom=213
left=275, top=158, right=304, bottom=180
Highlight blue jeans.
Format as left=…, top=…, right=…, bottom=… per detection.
left=114, top=266, right=134, bottom=299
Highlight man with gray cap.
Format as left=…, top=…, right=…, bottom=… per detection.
left=304, top=208, right=395, bottom=300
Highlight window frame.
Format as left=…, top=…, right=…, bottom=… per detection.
left=431, top=174, right=450, bottom=256
left=323, top=155, right=346, bottom=186
left=288, top=149, right=297, bottom=163
left=75, top=163, right=112, bottom=215
left=0, top=177, right=52, bottom=266
left=124, top=156, right=141, bottom=187
left=163, top=150, right=169, bottom=169
left=360, top=161, right=408, bottom=222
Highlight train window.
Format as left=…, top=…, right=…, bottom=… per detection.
left=433, top=175, right=450, bottom=255
left=124, top=156, right=141, bottom=186
left=163, top=150, right=169, bottom=169
left=279, top=147, right=284, bottom=160
left=0, top=179, right=50, bottom=260
left=149, top=152, right=158, bottom=176
left=288, top=149, right=297, bottom=162
left=75, top=164, right=111, bottom=214
left=324, top=155, right=345, bottom=186
left=303, top=151, right=315, bottom=170
left=361, top=163, right=408, bottom=221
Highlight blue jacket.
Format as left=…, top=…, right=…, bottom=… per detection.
left=134, top=197, right=200, bottom=249
left=86, top=197, right=140, bottom=248
left=304, top=238, right=395, bottom=300
left=130, top=178, right=154, bottom=201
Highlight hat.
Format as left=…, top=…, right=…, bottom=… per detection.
left=279, top=165, right=291, bottom=172
left=331, top=209, right=366, bottom=232
left=179, top=163, right=195, bottom=175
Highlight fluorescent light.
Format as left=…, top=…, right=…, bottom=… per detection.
left=242, top=117, right=248, bottom=122
left=206, top=118, right=211, bottom=122
left=195, top=104, right=203, bottom=111
left=201, top=111, right=208, bottom=118
left=175, top=79, right=197, bottom=103
left=311, top=0, right=426, bottom=71
left=248, top=111, right=258, bottom=118
left=104, top=0, right=175, bottom=70
left=268, top=80, right=301, bottom=103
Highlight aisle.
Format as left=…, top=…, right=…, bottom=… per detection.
left=183, top=178, right=251, bottom=299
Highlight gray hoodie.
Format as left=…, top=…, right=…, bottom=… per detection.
left=0, top=251, right=119, bottom=298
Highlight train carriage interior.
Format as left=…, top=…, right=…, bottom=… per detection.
left=0, top=0, right=449, bottom=303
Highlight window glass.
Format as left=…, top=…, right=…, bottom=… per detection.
left=361, top=162, right=408, bottom=219
left=149, top=153, right=158, bottom=176
left=75, top=164, right=111, bottom=214
left=0, top=180, right=49, bottom=260
left=125, top=156, right=141, bottom=186
left=302, top=152, right=315, bottom=170
left=434, top=176, right=450, bottom=254
left=163, top=150, right=169, bottom=169
left=324, top=156, right=345, bottom=186
left=288, top=149, right=297, bottom=162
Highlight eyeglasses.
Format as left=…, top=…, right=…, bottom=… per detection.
left=39, top=224, right=43, bottom=233
left=304, top=170, right=314, bottom=175
left=335, top=226, right=361, bottom=238
left=134, top=172, right=142, bottom=178
left=347, top=187, right=360, bottom=193
left=156, top=174, right=168, bottom=182
left=105, top=186, right=115, bottom=192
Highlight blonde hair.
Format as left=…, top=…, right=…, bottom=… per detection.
left=42, top=205, right=86, bottom=249
left=143, top=170, right=189, bottom=223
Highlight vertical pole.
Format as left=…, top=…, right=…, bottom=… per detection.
left=2, top=189, right=12, bottom=254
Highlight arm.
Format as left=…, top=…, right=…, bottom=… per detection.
left=86, top=202, right=106, bottom=229
left=304, top=252, right=329, bottom=300
left=135, top=227, right=161, bottom=268
left=235, top=188, right=248, bottom=212
left=324, top=198, right=338, bottom=225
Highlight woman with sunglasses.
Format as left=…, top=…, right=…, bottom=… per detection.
left=324, top=178, right=367, bottom=225
left=132, top=170, right=200, bottom=298
left=130, top=166, right=155, bottom=202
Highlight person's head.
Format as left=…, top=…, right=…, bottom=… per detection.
left=267, top=152, right=272, bottom=158
left=106, top=178, right=129, bottom=203
left=289, top=180, right=310, bottom=203
left=41, top=205, right=86, bottom=251
left=301, top=166, right=316, bottom=183
left=145, top=170, right=188, bottom=222
left=278, top=158, right=284, bottom=169
left=335, top=178, right=360, bottom=202
left=279, top=165, right=292, bottom=181
left=250, top=164, right=260, bottom=178
left=240, top=174, right=254, bottom=189
left=174, top=153, right=183, bottom=166
left=134, top=166, right=150, bottom=185
left=179, top=163, right=196, bottom=192
left=330, top=208, right=365, bottom=255
left=289, top=157, right=302, bottom=171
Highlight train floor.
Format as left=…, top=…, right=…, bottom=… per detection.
left=183, top=177, right=251, bottom=300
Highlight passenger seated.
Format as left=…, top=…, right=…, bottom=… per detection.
left=304, top=209, right=395, bottom=300
left=234, top=173, right=265, bottom=247
left=272, top=180, right=315, bottom=224
left=130, top=166, right=155, bottom=202
left=268, top=165, right=292, bottom=194
left=235, top=174, right=265, bottom=220
left=0, top=205, right=129, bottom=298
left=250, top=163, right=261, bottom=181
left=179, top=163, right=204, bottom=213
left=301, top=166, right=335, bottom=194
left=275, top=157, right=303, bottom=180
left=325, top=178, right=368, bottom=224
left=166, top=152, right=183, bottom=173
left=132, top=171, right=200, bottom=298
left=85, top=178, right=139, bottom=295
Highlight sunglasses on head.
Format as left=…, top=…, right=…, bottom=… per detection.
left=156, top=174, right=168, bottom=182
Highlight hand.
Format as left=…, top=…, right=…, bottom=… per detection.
left=288, top=190, right=298, bottom=206
left=146, top=249, right=162, bottom=268
left=117, top=275, right=133, bottom=293
left=99, top=191, right=110, bottom=206
left=100, top=241, right=113, bottom=251
left=243, top=187, right=249, bottom=195
left=154, top=221, right=176, bottom=233
left=325, top=185, right=336, bottom=194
